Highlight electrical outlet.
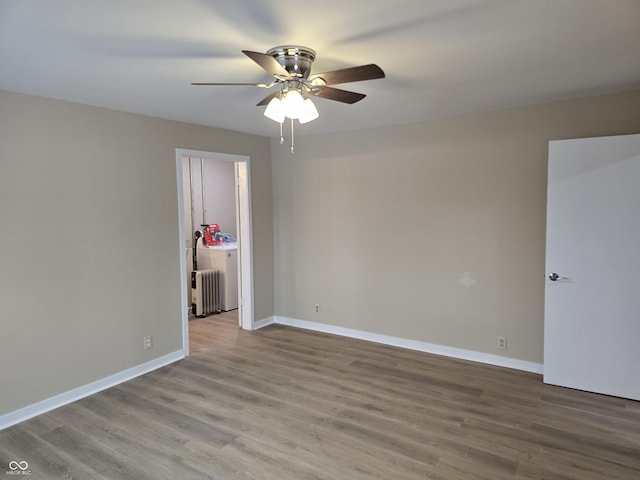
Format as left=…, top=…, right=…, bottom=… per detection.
left=314, top=304, right=320, bottom=313
left=144, top=336, right=153, bottom=350
left=498, top=336, right=507, bottom=350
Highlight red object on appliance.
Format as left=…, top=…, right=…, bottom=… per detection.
left=203, top=227, right=213, bottom=246
left=203, top=224, right=222, bottom=246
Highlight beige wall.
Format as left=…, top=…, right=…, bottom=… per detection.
left=272, top=89, right=640, bottom=364
left=0, top=90, right=273, bottom=416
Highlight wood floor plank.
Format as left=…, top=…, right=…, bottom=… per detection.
left=0, top=427, right=108, bottom=480
left=1, top=310, right=639, bottom=479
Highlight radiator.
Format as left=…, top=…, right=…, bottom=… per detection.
left=191, top=269, right=221, bottom=317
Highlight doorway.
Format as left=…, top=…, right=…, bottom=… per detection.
left=175, top=148, right=254, bottom=356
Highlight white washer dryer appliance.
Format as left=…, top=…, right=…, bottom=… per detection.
left=197, top=243, right=238, bottom=311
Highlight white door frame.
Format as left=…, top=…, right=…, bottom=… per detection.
left=175, top=148, right=254, bottom=355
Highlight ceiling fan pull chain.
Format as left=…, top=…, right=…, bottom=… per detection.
left=290, top=118, right=295, bottom=154
left=279, top=121, right=284, bottom=145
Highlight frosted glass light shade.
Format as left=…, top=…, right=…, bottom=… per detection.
left=298, top=98, right=319, bottom=124
left=264, top=96, right=285, bottom=123
left=282, top=89, right=304, bottom=119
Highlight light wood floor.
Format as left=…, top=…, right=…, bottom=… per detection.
left=1, top=312, right=639, bottom=479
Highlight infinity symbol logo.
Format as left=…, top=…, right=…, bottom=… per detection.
left=8, top=461, right=29, bottom=471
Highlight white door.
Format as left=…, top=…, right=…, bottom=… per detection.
left=544, top=134, right=640, bottom=400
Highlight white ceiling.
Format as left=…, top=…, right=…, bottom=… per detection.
left=1, top=0, right=639, bottom=138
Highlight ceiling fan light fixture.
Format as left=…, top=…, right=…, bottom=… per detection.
left=298, top=98, right=319, bottom=124
left=281, top=89, right=304, bottom=119
left=264, top=96, right=285, bottom=123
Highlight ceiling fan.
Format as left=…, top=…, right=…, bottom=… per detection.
left=192, top=45, right=385, bottom=150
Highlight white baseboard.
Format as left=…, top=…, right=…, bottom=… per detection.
left=0, top=349, right=186, bottom=431
left=251, top=316, right=275, bottom=330
left=273, top=316, right=543, bottom=374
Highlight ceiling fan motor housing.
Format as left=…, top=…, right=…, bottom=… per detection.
left=267, top=45, right=316, bottom=79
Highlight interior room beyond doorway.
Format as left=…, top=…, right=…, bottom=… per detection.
left=176, top=148, right=254, bottom=353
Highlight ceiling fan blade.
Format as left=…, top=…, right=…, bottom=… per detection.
left=242, top=50, right=290, bottom=78
left=191, top=82, right=269, bottom=87
left=311, top=86, right=366, bottom=104
left=309, top=64, right=385, bottom=85
left=256, top=91, right=280, bottom=107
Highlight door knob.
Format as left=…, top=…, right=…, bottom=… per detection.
left=549, top=273, right=569, bottom=281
